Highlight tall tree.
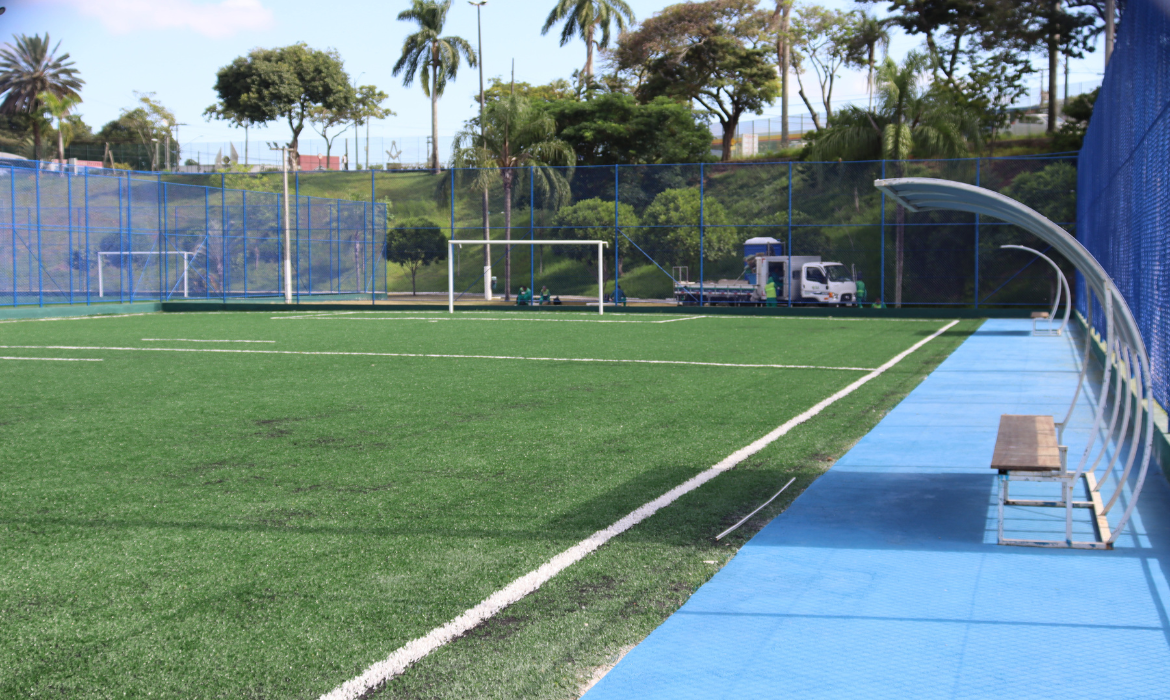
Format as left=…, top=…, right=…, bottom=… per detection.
left=39, top=91, right=81, bottom=163
left=791, top=5, right=858, bottom=131
left=393, top=0, right=476, bottom=173
left=615, top=0, right=780, bottom=162
left=808, top=53, right=977, bottom=307
left=0, top=34, right=84, bottom=160
left=770, top=0, right=794, bottom=144
left=212, top=43, right=354, bottom=169
left=451, top=92, right=575, bottom=300
left=845, top=11, right=892, bottom=110
left=542, top=0, right=636, bottom=81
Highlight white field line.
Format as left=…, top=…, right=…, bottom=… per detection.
left=653, top=316, right=706, bottom=323
left=0, top=345, right=875, bottom=372
left=0, top=356, right=103, bottom=362
left=318, top=319, right=960, bottom=700
left=142, top=338, right=276, bottom=343
left=0, top=312, right=155, bottom=325
left=273, top=316, right=696, bottom=324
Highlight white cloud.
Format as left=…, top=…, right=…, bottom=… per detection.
left=39, top=0, right=275, bottom=39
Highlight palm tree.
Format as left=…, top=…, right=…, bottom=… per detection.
left=846, top=12, right=891, bottom=110
left=809, top=53, right=978, bottom=307
left=451, top=92, right=575, bottom=300
left=393, top=0, right=476, bottom=173
left=40, top=91, right=81, bottom=163
left=0, top=34, right=84, bottom=160
left=542, top=0, right=635, bottom=82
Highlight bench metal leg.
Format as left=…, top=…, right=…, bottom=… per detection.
left=997, top=474, right=1006, bottom=545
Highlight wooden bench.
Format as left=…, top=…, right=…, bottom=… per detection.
left=992, top=414, right=1111, bottom=548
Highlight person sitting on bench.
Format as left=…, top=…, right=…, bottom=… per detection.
left=539, top=286, right=550, bottom=305
left=517, top=286, right=530, bottom=306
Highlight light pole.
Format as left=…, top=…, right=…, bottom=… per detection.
left=470, top=0, right=491, bottom=300
left=268, top=142, right=293, bottom=303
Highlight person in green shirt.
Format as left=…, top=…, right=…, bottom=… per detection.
left=872, top=297, right=884, bottom=309
left=539, top=286, right=550, bottom=305
left=765, top=277, right=777, bottom=307
left=856, top=279, right=867, bottom=303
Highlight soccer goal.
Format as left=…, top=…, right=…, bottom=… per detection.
left=97, top=251, right=200, bottom=299
left=448, top=239, right=609, bottom=314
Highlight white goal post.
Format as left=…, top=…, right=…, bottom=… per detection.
left=97, top=251, right=199, bottom=298
left=448, top=239, right=608, bottom=315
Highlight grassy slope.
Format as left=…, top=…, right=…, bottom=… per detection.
left=0, top=312, right=979, bottom=698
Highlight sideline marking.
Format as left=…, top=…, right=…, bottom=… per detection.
left=0, top=345, right=875, bottom=372
left=142, top=338, right=276, bottom=343
left=0, top=312, right=154, bottom=324
left=0, top=356, right=103, bottom=362
left=317, top=319, right=961, bottom=700
left=272, top=315, right=699, bottom=324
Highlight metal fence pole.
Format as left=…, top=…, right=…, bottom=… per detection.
left=121, top=173, right=127, bottom=303
left=371, top=169, right=377, bottom=305
left=242, top=190, right=248, bottom=297
left=307, top=196, right=312, bottom=296
left=699, top=162, right=705, bottom=307
left=204, top=187, right=210, bottom=300
left=295, top=171, right=300, bottom=303
left=68, top=168, right=73, bottom=304
left=614, top=164, right=620, bottom=301
left=222, top=173, right=228, bottom=302
left=529, top=165, right=534, bottom=293
left=974, top=158, right=981, bottom=309
left=34, top=167, right=42, bottom=306
left=84, top=167, right=90, bottom=305
left=159, top=174, right=166, bottom=302
left=787, top=162, right=793, bottom=306
left=10, top=165, right=16, bottom=306
left=880, top=159, right=886, bottom=304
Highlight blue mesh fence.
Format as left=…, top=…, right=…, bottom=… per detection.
left=1076, top=0, right=1170, bottom=409
left=0, top=155, right=1076, bottom=310
left=0, top=164, right=387, bottom=304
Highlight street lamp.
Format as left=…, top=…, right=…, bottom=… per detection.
left=469, top=0, right=491, bottom=300
left=268, top=141, right=293, bottom=304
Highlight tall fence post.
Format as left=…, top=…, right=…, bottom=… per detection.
left=699, top=162, right=705, bottom=307
left=34, top=166, right=42, bottom=307
left=294, top=171, right=300, bottom=303
left=121, top=173, right=127, bottom=303
left=242, top=190, right=248, bottom=297
left=529, top=165, right=535, bottom=293
left=159, top=174, right=166, bottom=302
left=614, top=165, right=620, bottom=301
left=68, top=168, right=73, bottom=304
left=10, top=165, right=16, bottom=306
left=787, top=162, right=793, bottom=306
left=222, top=173, right=228, bottom=302
left=880, top=159, right=886, bottom=305
left=974, top=158, right=981, bottom=310
left=371, top=169, right=377, bottom=305
left=84, top=166, right=90, bottom=305
left=307, top=196, right=313, bottom=297
left=203, top=187, right=210, bottom=300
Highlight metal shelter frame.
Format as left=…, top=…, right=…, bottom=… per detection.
left=875, top=177, right=1153, bottom=549
left=1000, top=244, right=1071, bottom=336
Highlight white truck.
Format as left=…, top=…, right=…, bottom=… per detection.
left=674, top=237, right=858, bottom=306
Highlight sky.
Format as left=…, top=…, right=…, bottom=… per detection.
left=9, top=0, right=1109, bottom=164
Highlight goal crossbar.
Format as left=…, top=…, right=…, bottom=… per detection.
left=448, top=240, right=609, bottom=314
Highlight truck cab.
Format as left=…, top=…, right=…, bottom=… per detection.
left=800, top=263, right=856, bottom=304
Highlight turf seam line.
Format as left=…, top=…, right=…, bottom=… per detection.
left=653, top=316, right=706, bottom=323
left=0, top=346, right=875, bottom=372
left=316, top=318, right=960, bottom=700
left=0, top=356, right=103, bottom=361
left=141, top=338, right=277, bottom=343
left=715, top=477, right=797, bottom=540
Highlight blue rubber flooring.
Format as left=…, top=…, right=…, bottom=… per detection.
left=585, top=319, right=1170, bottom=700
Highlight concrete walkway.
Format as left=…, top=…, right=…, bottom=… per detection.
left=585, top=319, right=1170, bottom=700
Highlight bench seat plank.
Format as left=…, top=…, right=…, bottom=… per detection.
left=991, top=415, right=1062, bottom=471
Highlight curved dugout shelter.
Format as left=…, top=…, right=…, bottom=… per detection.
left=874, top=177, right=1153, bottom=549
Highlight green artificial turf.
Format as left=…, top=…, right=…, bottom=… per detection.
left=0, top=310, right=979, bottom=699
